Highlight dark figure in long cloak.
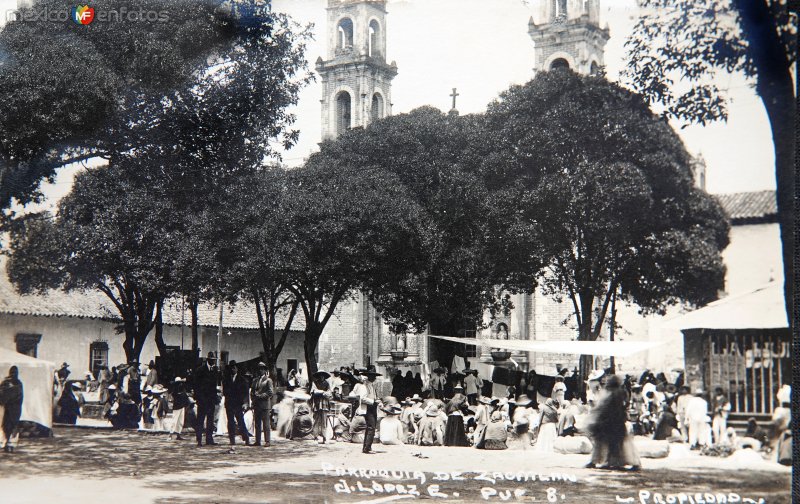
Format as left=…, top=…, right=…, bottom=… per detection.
left=0, top=366, right=24, bottom=452
left=412, top=373, right=424, bottom=397
left=390, top=371, right=404, bottom=401
left=56, top=386, right=81, bottom=425
left=587, top=375, right=641, bottom=470
left=403, top=371, right=415, bottom=400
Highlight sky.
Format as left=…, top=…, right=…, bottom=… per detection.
left=11, top=0, right=779, bottom=215
left=270, top=0, right=776, bottom=194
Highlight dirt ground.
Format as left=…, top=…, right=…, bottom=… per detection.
left=0, top=427, right=791, bottom=504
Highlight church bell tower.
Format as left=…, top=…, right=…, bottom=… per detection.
left=528, top=0, right=609, bottom=75
left=316, top=0, right=398, bottom=141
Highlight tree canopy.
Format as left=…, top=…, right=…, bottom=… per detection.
left=8, top=165, right=174, bottom=361
left=483, top=70, right=729, bottom=386
left=280, top=156, right=424, bottom=376
left=0, top=0, right=239, bottom=218
left=311, top=107, right=542, bottom=339
left=6, top=1, right=313, bottom=364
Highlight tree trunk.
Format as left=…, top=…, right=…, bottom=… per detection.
left=303, top=325, right=321, bottom=378
left=737, top=0, right=796, bottom=329
left=760, top=80, right=795, bottom=329
left=190, top=299, right=199, bottom=353
left=576, top=292, right=595, bottom=401
left=122, top=321, right=136, bottom=363
left=154, top=300, right=167, bottom=356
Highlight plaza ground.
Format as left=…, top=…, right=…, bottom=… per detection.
left=0, top=427, right=790, bottom=504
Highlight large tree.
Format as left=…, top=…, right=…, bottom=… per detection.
left=280, top=158, right=423, bottom=377
left=8, top=166, right=175, bottom=362
left=216, top=167, right=300, bottom=375
left=623, top=0, right=796, bottom=328
left=310, top=107, right=542, bottom=355
left=6, top=1, right=312, bottom=362
left=483, top=70, right=730, bottom=388
left=118, top=4, right=312, bottom=354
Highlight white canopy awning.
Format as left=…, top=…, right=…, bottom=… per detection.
left=428, top=335, right=662, bottom=357
left=660, top=282, right=787, bottom=331
left=0, top=348, right=55, bottom=429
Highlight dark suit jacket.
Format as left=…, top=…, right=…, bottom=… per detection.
left=193, top=363, right=219, bottom=405
left=223, top=373, right=250, bottom=407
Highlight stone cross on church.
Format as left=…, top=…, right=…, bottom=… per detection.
left=450, top=88, right=459, bottom=111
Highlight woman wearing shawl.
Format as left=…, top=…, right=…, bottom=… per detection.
left=349, top=414, right=368, bottom=444
left=534, top=393, right=561, bottom=452
left=97, top=365, right=111, bottom=405
left=290, top=403, right=315, bottom=440
left=443, top=393, right=470, bottom=446
left=287, top=369, right=300, bottom=391
left=56, top=382, right=82, bottom=424
left=403, top=371, right=415, bottom=400
left=310, top=371, right=334, bottom=443
left=587, top=375, right=641, bottom=470
left=390, top=371, right=405, bottom=401
left=0, top=366, right=24, bottom=452
left=653, top=403, right=679, bottom=441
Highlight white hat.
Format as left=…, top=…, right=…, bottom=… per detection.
left=173, top=377, right=185, bottom=383
left=586, top=370, right=604, bottom=382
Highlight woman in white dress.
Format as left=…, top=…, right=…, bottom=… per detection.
left=534, top=394, right=561, bottom=452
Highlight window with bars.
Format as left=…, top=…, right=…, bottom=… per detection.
left=89, top=341, right=109, bottom=378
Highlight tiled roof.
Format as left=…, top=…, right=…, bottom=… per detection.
left=715, top=190, right=777, bottom=221
left=0, top=259, right=304, bottom=331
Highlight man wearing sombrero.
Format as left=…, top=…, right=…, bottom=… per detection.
left=349, top=369, right=381, bottom=454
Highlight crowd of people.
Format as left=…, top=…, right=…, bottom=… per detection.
left=0, top=354, right=791, bottom=467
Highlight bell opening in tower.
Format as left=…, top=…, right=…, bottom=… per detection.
left=368, top=19, right=381, bottom=58
left=336, top=91, right=352, bottom=135
left=371, top=93, right=384, bottom=123
left=337, top=17, right=354, bottom=52
left=552, top=0, right=568, bottom=20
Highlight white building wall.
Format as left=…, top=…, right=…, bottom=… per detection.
left=0, top=313, right=303, bottom=376
left=722, top=222, right=782, bottom=296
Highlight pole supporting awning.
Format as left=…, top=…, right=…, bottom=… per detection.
left=428, top=334, right=662, bottom=357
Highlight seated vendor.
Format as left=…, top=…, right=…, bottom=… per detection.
left=289, top=403, right=315, bottom=441
left=481, top=411, right=510, bottom=450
